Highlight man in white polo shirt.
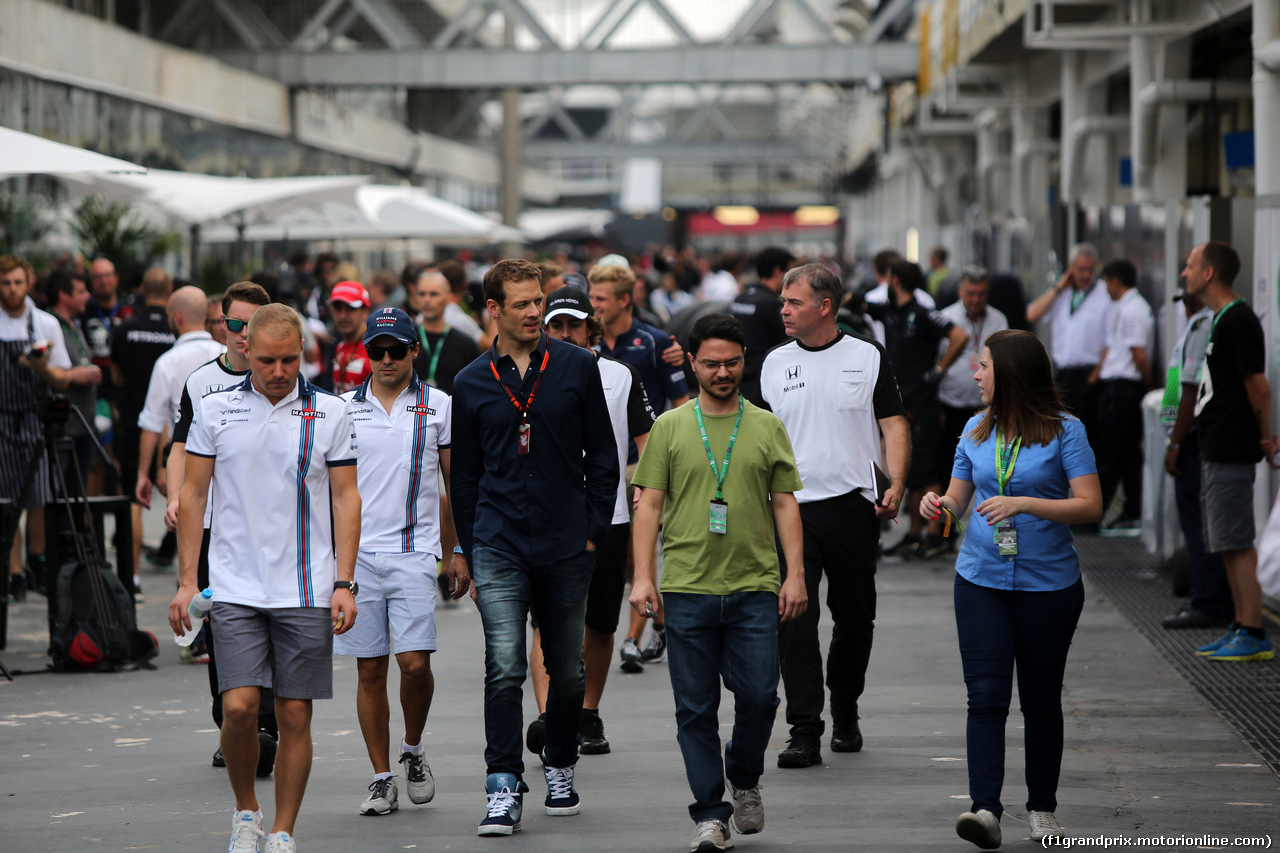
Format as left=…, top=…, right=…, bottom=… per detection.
left=762, top=263, right=910, bottom=768
left=1091, top=258, right=1153, bottom=535
left=338, top=307, right=467, bottom=817
left=169, top=304, right=361, bottom=853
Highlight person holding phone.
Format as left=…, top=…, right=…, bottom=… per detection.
left=919, top=329, right=1102, bottom=849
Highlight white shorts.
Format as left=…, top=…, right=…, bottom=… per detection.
left=333, top=550, right=438, bottom=658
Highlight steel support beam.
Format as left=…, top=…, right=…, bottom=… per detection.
left=211, top=42, right=919, bottom=88
left=524, top=139, right=817, bottom=161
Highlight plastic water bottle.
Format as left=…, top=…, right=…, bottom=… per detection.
left=174, top=589, right=213, bottom=646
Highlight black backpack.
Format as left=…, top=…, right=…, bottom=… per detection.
left=49, top=560, right=157, bottom=671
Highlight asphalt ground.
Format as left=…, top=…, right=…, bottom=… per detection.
left=1, top=515, right=1277, bottom=853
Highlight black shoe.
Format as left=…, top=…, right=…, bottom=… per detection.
left=526, top=712, right=547, bottom=756
left=212, top=747, right=226, bottom=768
left=917, top=535, right=948, bottom=560
left=142, top=544, right=174, bottom=568
left=831, top=721, right=863, bottom=753
left=882, top=534, right=921, bottom=559
left=256, top=730, right=277, bottom=777
left=1162, top=608, right=1232, bottom=630
left=580, top=709, right=610, bottom=755
left=8, top=573, right=26, bottom=602
left=777, top=728, right=822, bottom=768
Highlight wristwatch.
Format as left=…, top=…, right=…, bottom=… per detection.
left=1166, top=440, right=1181, bottom=451
left=334, top=580, right=359, bottom=596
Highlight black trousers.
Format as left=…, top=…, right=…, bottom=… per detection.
left=1096, top=378, right=1146, bottom=518
left=777, top=489, right=880, bottom=731
left=198, top=528, right=277, bottom=736
left=938, top=404, right=979, bottom=486
left=1054, top=366, right=1101, bottom=451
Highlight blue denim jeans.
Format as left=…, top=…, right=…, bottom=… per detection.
left=953, top=574, right=1084, bottom=819
left=664, top=591, right=780, bottom=824
left=471, top=542, right=595, bottom=776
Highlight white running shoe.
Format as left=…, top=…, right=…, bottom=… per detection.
left=359, top=776, right=399, bottom=815
left=1030, top=810, right=1063, bottom=841
left=691, top=819, right=734, bottom=852
left=726, top=779, right=763, bottom=835
left=227, top=809, right=265, bottom=853
left=399, top=751, right=436, bottom=804
left=264, top=831, right=296, bottom=853
left=955, top=809, right=1002, bottom=850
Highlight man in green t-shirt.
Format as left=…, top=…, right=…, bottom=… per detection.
left=630, top=313, right=806, bottom=853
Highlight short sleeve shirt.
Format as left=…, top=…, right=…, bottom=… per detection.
left=866, top=297, right=953, bottom=408
left=187, top=375, right=357, bottom=609
left=632, top=400, right=802, bottom=595
left=344, top=376, right=452, bottom=557
left=599, top=355, right=656, bottom=523
left=952, top=415, right=1097, bottom=591
left=761, top=332, right=904, bottom=503
left=731, top=284, right=787, bottom=407
left=173, top=355, right=248, bottom=529
left=1159, top=306, right=1212, bottom=435
left=1098, top=288, right=1154, bottom=381
left=110, top=306, right=175, bottom=422
left=411, top=326, right=481, bottom=397
left=1195, top=300, right=1266, bottom=464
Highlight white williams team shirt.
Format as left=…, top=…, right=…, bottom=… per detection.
left=761, top=332, right=905, bottom=503
left=137, top=330, right=224, bottom=433
left=598, top=355, right=657, bottom=523
left=187, top=375, right=357, bottom=609
left=343, top=375, right=451, bottom=557
left=1098, top=287, right=1154, bottom=382
left=1042, top=279, right=1114, bottom=370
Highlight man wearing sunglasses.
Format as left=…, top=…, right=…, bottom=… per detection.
left=166, top=281, right=276, bottom=771
left=336, top=307, right=469, bottom=817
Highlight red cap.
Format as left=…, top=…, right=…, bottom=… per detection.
left=329, top=281, right=370, bottom=308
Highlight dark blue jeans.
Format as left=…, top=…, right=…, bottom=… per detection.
left=471, top=542, right=595, bottom=777
left=954, top=574, right=1084, bottom=819
left=1172, top=434, right=1233, bottom=619
left=664, top=591, right=780, bottom=824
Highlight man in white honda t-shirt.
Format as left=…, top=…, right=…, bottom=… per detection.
left=169, top=304, right=360, bottom=853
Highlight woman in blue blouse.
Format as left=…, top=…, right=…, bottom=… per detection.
left=919, top=330, right=1102, bottom=849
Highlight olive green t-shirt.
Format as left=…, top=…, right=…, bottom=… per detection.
left=632, top=398, right=803, bottom=595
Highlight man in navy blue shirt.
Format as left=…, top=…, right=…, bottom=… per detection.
left=449, top=258, right=618, bottom=836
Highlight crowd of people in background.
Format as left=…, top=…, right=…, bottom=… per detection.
left=1, top=233, right=1275, bottom=853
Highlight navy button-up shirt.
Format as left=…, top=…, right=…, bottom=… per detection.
left=450, top=332, right=618, bottom=564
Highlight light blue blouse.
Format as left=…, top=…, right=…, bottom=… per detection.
left=951, top=414, right=1097, bottom=591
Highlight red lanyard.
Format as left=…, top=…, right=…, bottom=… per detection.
left=489, top=346, right=550, bottom=426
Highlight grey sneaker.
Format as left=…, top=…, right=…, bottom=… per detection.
left=955, top=809, right=1001, bottom=849
left=619, top=637, right=644, bottom=673
left=359, top=776, right=399, bottom=815
left=691, top=819, right=734, bottom=851
left=639, top=625, right=666, bottom=662
left=399, top=750, right=435, bottom=804
left=726, top=779, right=763, bottom=835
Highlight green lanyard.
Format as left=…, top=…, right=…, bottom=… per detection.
left=1209, top=299, right=1242, bottom=340
left=417, top=324, right=450, bottom=386
left=694, top=395, right=744, bottom=501
left=995, top=428, right=1022, bottom=496
left=1069, top=288, right=1087, bottom=314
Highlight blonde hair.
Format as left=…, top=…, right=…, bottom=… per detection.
left=587, top=262, right=635, bottom=299
left=247, top=303, right=304, bottom=348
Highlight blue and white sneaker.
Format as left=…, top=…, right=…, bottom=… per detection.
left=478, top=773, right=526, bottom=836
left=1196, top=627, right=1239, bottom=656
left=1206, top=630, right=1275, bottom=662
left=541, top=751, right=581, bottom=816
left=264, top=831, right=295, bottom=853
left=227, top=809, right=264, bottom=853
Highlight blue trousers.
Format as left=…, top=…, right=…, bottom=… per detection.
left=953, top=574, right=1084, bottom=819
left=664, top=591, right=780, bottom=824
left=471, top=543, right=595, bottom=777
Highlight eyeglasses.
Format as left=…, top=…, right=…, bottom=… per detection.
left=222, top=317, right=249, bottom=333
left=695, top=357, right=744, bottom=372
left=367, top=342, right=411, bottom=362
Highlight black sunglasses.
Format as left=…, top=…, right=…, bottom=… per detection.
left=221, top=317, right=249, bottom=333
left=367, top=342, right=411, bottom=362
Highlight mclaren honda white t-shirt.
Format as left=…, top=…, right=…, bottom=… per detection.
left=343, top=375, right=451, bottom=557
left=172, top=355, right=248, bottom=529
left=187, top=375, right=357, bottom=609
left=598, top=355, right=656, bottom=524
left=761, top=332, right=905, bottom=504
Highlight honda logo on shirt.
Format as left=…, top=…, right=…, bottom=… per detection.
left=785, top=365, right=801, bottom=381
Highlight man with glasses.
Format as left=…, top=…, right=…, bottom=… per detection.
left=337, top=307, right=469, bottom=816
left=166, top=282, right=276, bottom=767
left=330, top=281, right=372, bottom=393
left=630, top=312, right=806, bottom=853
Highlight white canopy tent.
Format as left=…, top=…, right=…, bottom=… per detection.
left=517, top=208, right=615, bottom=242
left=0, top=127, right=147, bottom=177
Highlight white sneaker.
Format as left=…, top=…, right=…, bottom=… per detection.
left=399, top=750, right=436, bottom=804
left=359, top=776, right=399, bottom=815
left=1030, top=810, right=1063, bottom=841
left=264, top=831, right=296, bottom=853
left=691, top=819, right=734, bottom=852
left=955, top=809, right=1002, bottom=850
left=726, top=779, right=763, bottom=835
left=227, top=809, right=265, bottom=853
